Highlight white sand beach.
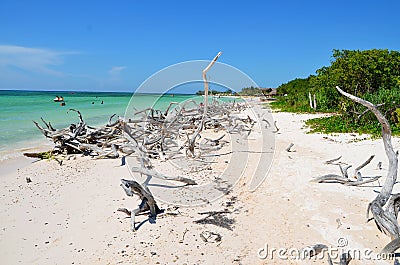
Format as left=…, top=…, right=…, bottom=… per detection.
left=1, top=104, right=399, bottom=265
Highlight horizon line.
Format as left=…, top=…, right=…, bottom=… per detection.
left=0, top=88, right=199, bottom=95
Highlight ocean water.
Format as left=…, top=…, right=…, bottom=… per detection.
left=0, top=90, right=235, bottom=157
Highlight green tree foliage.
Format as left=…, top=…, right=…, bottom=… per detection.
left=310, top=49, right=400, bottom=112
left=240, top=86, right=261, bottom=95
left=274, top=77, right=312, bottom=112
left=196, top=88, right=235, bottom=96
left=323, top=49, right=400, bottom=93
left=272, top=49, right=400, bottom=135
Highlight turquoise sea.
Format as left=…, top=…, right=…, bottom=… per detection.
left=0, top=90, right=235, bottom=157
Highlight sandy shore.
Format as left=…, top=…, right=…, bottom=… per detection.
left=1, top=105, right=399, bottom=264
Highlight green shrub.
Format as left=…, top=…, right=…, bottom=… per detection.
left=273, top=49, right=400, bottom=135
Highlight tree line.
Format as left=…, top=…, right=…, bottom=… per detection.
left=272, top=49, right=400, bottom=135
left=196, top=86, right=272, bottom=96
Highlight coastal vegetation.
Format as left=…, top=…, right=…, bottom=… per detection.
left=313, top=86, right=400, bottom=256
left=270, top=49, right=400, bottom=135
left=195, top=88, right=235, bottom=96
left=195, top=86, right=273, bottom=96
left=239, top=86, right=263, bottom=96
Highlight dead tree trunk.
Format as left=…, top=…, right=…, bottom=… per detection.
left=119, top=179, right=162, bottom=232
left=336, top=86, right=400, bottom=243
left=187, top=51, right=222, bottom=156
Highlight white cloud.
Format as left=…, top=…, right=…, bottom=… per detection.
left=0, top=45, right=77, bottom=76
left=108, top=66, right=126, bottom=80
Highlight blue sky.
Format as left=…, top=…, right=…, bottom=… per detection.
left=0, top=0, right=399, bottom=93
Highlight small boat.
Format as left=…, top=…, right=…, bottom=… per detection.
left=53, top=96, right=64, bottom=102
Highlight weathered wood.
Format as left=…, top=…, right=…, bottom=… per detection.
left=325, top=155, right=342, bottom=164
left=107, top=114, right=118, bottom=126
left=117, top=207, right=131, bottom=216
left=312, top=174, right=381, bottom=186
left=131, top=166, right=197, bottom=185
left=119, top=179, right=161, bottom=232
left=286, top=143, right=295, bottom=152
left=353, top=103, right=385, bottom=122
left=336, top=86, right=399, bottom=243
left=41, top=117, right=56, bottom=131
left=262, top=118, right=271, bottom=128
left=313, top=94, right=317, bottom=110
left=381, top=237, right=400, bottom=254
left=68, top=108, right=84, bottom=123
left=26, top=54, right=260, bottom=235
left=273, top=120, right=279, bottom=133
left=339, top=164, right=352, bottom=179
left=188, top=52, right=222, bottom=157
left=354, top=155, right=374, bottom=181
left=301, top=244, right=328, bottom=258
left=317, top=154, right=380, bottom=186
left=339, top=252, right=352, bottom=265
left=32, top=120, right=52, bottom=137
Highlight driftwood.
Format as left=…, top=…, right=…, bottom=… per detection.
left=273, top=121, right=279, bottom=133
left=308, top=92, right=317, bottom=110
left=119, top=179, right=162, bottom=231
left=301, top=244, right=328, bottom=258
left=28, top=53, right=265, bottom=232
left=339, top=252, right=352, bottom=265
left=314, top=86, right=399, bottom=259
left=28, top=96, right=253, bottom=232
left=286, top=143, right=295, bottom=152
left=325, top=156, right=342, bottom=165
left=313, top=155, right=381, bottom=186
left=350, top=103, right=386, bottom=122
left=187, top=51, right=222, bottom=157
left=262, top=118, right=271, bottom=128
left=382, top=237, right=400, bottom=254
left=199, top=231, right=222, bottom=243
left=29, top=97, right=249, bottom=163
left=310, top=86, right=400, bottom=264
left=131, top=166, right=197, bottom=185
left=302, top=244, right=352, bottom=264
left=335, top=86, right=399, bottom=244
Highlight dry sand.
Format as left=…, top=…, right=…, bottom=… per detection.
left=1, top=104, right=399, bottom=265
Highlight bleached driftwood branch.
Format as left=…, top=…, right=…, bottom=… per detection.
left=188, top=51, right=222, bottom=157
left=119, top=179, right=162, bottom=232
left=335, top=86, right=399, bottom=243
left=131, top=166, right=197, bottom=185
left=28, top=53, right=261, bottom=233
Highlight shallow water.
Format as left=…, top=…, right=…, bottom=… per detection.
left=0, top=90, right=237, bottom=156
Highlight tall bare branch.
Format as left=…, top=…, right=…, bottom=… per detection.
left=336, top=86, right=399, bottom=240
